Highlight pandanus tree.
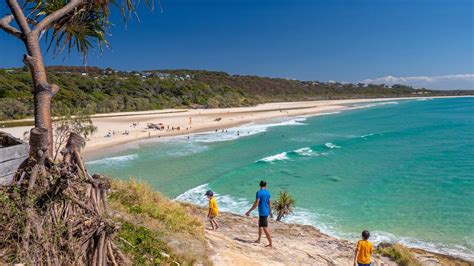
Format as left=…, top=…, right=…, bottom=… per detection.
left=0, top=0, right=154, bottom=264
left=0, top=0, right=153, bottom=156
left=273, top=191, right=296, bottom=221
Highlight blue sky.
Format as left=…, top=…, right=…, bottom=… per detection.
left=1, top=0, right=473, bottom=89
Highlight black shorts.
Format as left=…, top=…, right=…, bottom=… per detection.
left=258, top=216, right=268, bottom=227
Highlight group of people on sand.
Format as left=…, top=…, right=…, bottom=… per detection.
left=204, top=180, right=374, bottom=266
left=105, top=129, right=129, bottom=138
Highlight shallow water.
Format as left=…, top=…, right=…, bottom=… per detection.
left=87, top=97, right=474, bottom=259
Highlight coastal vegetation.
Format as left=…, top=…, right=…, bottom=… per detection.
left=0, top=177, right=210, bottom=265
left=273, top=191, right=296, bottom=221
left=376, top=244, right=421, bottom=266
left=109, top=180, right=210, bottom=265
left=51, top=109, right=97, bottom=160
left=0, top=0, right=154, bottom=263
left=1, top=66, right=472, bottom=122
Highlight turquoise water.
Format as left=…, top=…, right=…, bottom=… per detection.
left=86, top=97, right=474, bottom=259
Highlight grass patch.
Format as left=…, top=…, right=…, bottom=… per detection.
left=116, top=221, right=177, bottom=265
left=109, top=179, right=203, bottom=236
left=376, top=244, right=420, bottom=266
left=109, top=179, right=210, bottom=265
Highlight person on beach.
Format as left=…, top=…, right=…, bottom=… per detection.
left=354, top=230, right=373, bottom=266
left=205, top=190, right=219, bottom=230
left=245, top=180, right=273, bottom=247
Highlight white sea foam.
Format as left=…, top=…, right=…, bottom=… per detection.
left=161, top=142, right=209, bottom=157
left=360, top=133, right=376, bottom=138
left=175, top=184, right=210, bottom=206
left=175, top=183, right=250, bottom=214
left=256, top=152, right=290, bottom=163
left=259, top=145, right=334, bottom=163
left=292, top=147, right=328, bottom=157
left=313, top=111, right=342, bottom=116
left=324, top=143, right=341, bottom=149
left=346, top=101, right=399, bottom=110
left=86, top=154, right=138, bottom=165
left=292, top=147, right=318, bottom=156
left=194, top=117, right=308, bottom=143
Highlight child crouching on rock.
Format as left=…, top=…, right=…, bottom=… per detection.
left=205, top=190, right=219, bottom=230
left=354, top=230, right=373, bottom=266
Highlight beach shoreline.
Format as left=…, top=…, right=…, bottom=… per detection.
left=2, top=95, right=473, bottom=262
left=2, top=96, right=469, bottom=159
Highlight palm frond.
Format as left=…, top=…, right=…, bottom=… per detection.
left=23, top=0, right=156, bottom=61
left=273, top=191, right=296, bottom=221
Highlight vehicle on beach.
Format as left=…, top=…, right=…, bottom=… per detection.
left=147, top=123, right=165, bottom=130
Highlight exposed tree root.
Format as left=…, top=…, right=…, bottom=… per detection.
left=0, top=128, right=127, bottom=265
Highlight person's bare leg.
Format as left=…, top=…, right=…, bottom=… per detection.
left=212, top=219, right=219, bottom=229
left=255, top=227, right=263, bottom=243
left=263, top=227, right=272, bottom=247
left=209, top=219, right=215, bottom=230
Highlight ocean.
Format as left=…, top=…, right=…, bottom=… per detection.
left=86, top=97, right=474, bottom=260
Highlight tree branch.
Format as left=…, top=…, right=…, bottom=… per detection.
left=0, top=15, right=22, bottom=39
left=32, top=0, right=83, bottom=35
left=6, top=0, right=31, bottom=34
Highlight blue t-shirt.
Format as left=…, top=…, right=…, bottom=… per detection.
left=256, top=189, right=271, bottom=217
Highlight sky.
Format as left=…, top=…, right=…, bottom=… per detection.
left=1, top=0, right=473, bottom=90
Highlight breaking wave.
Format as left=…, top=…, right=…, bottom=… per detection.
left=346, top=101, right=399, bottom=110
left=86, top=154, right=138, bottom=165
left=193, top=117, right=308, bottom=143
left=175, top=183, right=251, bottom=213
left=324, top=143, right=341, bottom=149
left=256, top=152, right=290, bottom=163
left=256, top=143, right=340, bottom=164
left=292, top=147, right=318, bottom=156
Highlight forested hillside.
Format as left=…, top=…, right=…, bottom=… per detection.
left=0, top=66, right=470, bottom=120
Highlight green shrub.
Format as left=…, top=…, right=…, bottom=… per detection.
left=376, top=244, right=420, bottom=266
left=273, top=191, right=296, bottom=221
left=116, top=221, right=176, bottom=265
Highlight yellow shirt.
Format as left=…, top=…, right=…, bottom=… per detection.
left=209, top=197, right=218, bottom=217
left=357, top=240, right=373, bottom=264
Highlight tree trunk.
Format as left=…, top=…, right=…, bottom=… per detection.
left=277, top=213, right=283, bottom=221
left=23, top=35, right=58, bottom=157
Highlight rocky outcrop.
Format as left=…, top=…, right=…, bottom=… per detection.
left=203, top=212, right=473, bottom=266
left=204, top=212, right=394, bottom=265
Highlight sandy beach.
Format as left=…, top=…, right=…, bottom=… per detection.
left=1, top=96, right=467, bottom=157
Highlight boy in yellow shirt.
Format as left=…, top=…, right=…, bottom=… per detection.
left=205, top=190, right=219, bottom=230
left=354, top=230, right=373, bottom=266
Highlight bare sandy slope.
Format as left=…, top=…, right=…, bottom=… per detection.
left=204, top=212, right=396, bottom=266
left=202, top=212, right=472, bottom=266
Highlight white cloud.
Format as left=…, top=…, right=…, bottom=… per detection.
left=360, top=74, right=474, bottom=90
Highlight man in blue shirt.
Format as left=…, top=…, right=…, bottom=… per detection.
left=246, top=180, right=273, bottom=247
